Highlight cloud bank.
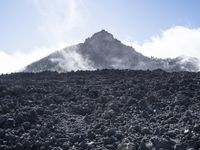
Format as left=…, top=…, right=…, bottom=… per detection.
left=51, top=46, right=94, bottom=72
left=0, top=47, right=62, bottom=74
left=129, top=26, right=200, bottom=59
left=1, top=26, right=200, bottom=73
left=31, top=0, right=86, bottom=47
left=0, top=0, right=86, bottom=74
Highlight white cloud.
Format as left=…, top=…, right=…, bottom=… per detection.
left=51, top=45, right=94, bottom=72
left=125, top=26, right=200, bottom=59
left=31, top=0, right=86, bottom=47
left=0, top=46, right=64, bottom=74
left=0, top=0, right=86, bottom=74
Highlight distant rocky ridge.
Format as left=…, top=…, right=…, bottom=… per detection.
left=24, top=30, right=200, bottom=72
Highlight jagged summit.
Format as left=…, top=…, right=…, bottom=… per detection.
left=24, top=30, right=199, bottom=72
left=85, top=29, right=115, bottom=43
left=92, top=29, right=114, bottom=39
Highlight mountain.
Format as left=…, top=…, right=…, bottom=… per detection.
left=24, top=30, right=200, bottom=72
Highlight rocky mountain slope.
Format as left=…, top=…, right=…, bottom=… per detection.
left=24, top=30, right=199, bottom=72
left=0, top=69, right=200, bottom=149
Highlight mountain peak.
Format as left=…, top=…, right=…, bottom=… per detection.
left=98, top=29, right=112, bottom=35
left=24, top=30, right=200, bottom=73
left=87, top=29, right=115, bottom=42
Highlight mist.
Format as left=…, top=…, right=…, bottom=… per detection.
left=0, top=48, right=59, bottom=74
left=51, top=45, right=94, bottom=72
left=2, top=26, right=200, bottom=74
left=130, top=26, right=200, bottom=59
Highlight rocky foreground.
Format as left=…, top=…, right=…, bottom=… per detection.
left=0, top=69, right=200, bottom=150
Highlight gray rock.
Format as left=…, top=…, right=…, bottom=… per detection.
left=0, top=116, right=6, bottom=126
left=5, top=118, right=15, bottom=128
left=174, top=144, right=186, bottom=150
left=141, top=127, right=151, bottom=134
left=117, top=142, right=137, bottom=150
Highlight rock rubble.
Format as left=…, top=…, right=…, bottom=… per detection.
left=0, top=69, right=200, bottom=149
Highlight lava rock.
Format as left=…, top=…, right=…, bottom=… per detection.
left=174, top=143, right=186, bottom=150
left=5, top=118, right=15, bottom=128
left=117, top=142, right=137, bottom=150
left=0, top=70, right=200, bottom=149
left=103, top=128, right=116, bottom=136
left=87, top=130, right=96, bottom=140
left=22, top=121, right=31, bottom=130
left=0, top=116, right=7, bottom=127
left=174, top=92, right=191, bottom=106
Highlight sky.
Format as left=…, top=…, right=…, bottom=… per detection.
left=0, top=0, right=200, bottom=73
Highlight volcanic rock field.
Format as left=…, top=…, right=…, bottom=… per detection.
left=0, top=69, right=200, bottom=150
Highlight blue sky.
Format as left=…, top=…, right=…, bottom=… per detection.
left=0, top=0, right=200, bottom=73
left=0, top=0, right=200, bottom=52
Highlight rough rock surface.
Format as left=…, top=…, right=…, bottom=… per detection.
left=0, top=69, right=200, bottom=150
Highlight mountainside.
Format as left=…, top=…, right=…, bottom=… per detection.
left=24, top=30, right=200, bottom=72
